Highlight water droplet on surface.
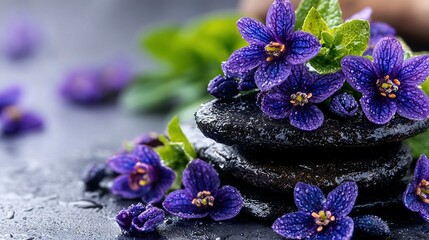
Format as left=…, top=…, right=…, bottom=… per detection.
left=68, top=200, right=103, bottom=209
left=5, top=210, right=15, bottom=219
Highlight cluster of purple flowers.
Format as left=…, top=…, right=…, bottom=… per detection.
left=59, top=60, right=133, bottom=105
left=0, top=85, right=43, bottom=135
left=208, top=0, right=429, bottom=131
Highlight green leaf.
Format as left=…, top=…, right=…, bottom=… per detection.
left=166, top=116, right=197, bottom=159
left=309, top=20, right=370, bottom=74
left=120, top=74, right=190, bottom=112
left=421, top=76, right=429, bottom=95
left=295, top=0, right=342, bottom=30
left=397, top=37, right=413, bottom=59
left=407, top=129, right=429, bottom=159
left=302, top=8, right=329, bottom=39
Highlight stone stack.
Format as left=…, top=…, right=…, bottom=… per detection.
left=192, top=92, right=429, bottom=221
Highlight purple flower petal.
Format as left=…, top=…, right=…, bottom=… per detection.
left=272, top=212, right=315, bottom=239
left=307, top=71, right=345, bottom=103
left=360, top=94, right=397, bottom=124
left=142, top=166, right=175, bottom=204
left=373, top=37, right=403, bottom=77
left=403, top=183, right=422, bottom=212
left=131, top=206, right=164, bottom=233
left=111, top=175, right=150, bottom=199
left=222, top=45, right=265, bottom=76
left=398, top=55, right=429, bottom=86
left=317, top=216, right=354, bottom=240
left=326, top=182, right=358, bottom=217
left=414, top=155, right=429, bottom=185
left=237, top=17, right=273, bottom=45
left=260, top=89, right=293, bottom=119
left=285, top=31, right=321, bottom=65
left=1, top=107, right=44, bottom=135
left=396, top=86, right=429, bottom=120
left=3, top=18, right=40, bottom=60
left=207, top=75, right=238, bottom=99
left=133, top=145, right=161, bottom=167
left=183, top=159, right=220, bottom=195
left=329, top=92, right=359, bottom=117
left=289, top=104, right=324, bottom=131
left=210, top=185, right=243, bottom=221
left=348, top=7, right=373, bottom=21
left=255, top=59, right=291, bottom=91
left=419, top=205, right=429, bottom=222
left=133, top=132, right=163, bottom=148
left=341, top=56, right=377, bottom=94
left=108, top=154, right=138, bottom=174
left=116, top=209, right=133, bottom=231
left=99, top=59, right=133, bottom=93
left=266, top=0, right=295, bottom=43
left=0, top=85, right=21, bottom=110
left=59, top=69, right=104, bottom=104
left=162, top=189, right=209, bottom=219
left=294, top=182, right=325, bottom=213
left=370, top=22, right=396, bottom=47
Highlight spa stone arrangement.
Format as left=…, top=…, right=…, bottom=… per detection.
left=194, top=92, right=429, bottom=221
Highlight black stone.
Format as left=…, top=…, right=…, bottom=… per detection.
left=186, top=125, right=411, bottom=195
left=195, top=92, right=429, bottom=150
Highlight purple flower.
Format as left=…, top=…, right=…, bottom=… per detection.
left=116, top=203, right=164, bottom=234
left=403, top=155, right=429, bottom=221
left=341, top=37, right=429, bottom=124
left=1, top=105, right=44, bottom=135
left=272, top=182, right=358, bottom=240
left=163, top=159, right=243, bottom=221
left=108, top=145, right=175, bottom=204
left=260, top=64, right=345, bottom=131
left=133, top=132, right=163, bottom=148
left=59, top=69, right=104, bottom=104
left=222, top=0, right=321, bottom=91
left=2, top=18, right=40, bottom=60
left=329, top=92, right=359, bottom=117
left=0, top=85, right=21, bottom=111
left=207, top=75, right=238, bottom=99
left=99, top=59, right=133, bottom=94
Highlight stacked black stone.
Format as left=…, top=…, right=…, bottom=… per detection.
left=193, top=92, right=429, bottom=221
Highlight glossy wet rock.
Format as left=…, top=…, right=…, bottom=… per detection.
left=186, top=125, right=411, bottom=195
left=195, top=92, right=429, bottom=150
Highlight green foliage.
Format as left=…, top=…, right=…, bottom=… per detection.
left=303, top=8, right=370, bottom=74
left=121, top=13, right=245, bottom=119
left=407, top=130, right=429, bottom=159
left=155, top=116, right=196, bottom=189
left=295, top=0, right=342, bottom=30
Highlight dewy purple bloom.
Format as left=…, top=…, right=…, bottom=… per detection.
left=133, top=132, right=163, bottom=148
left=329, top=92, right=359, bottom=117
left=208, top=75, right=238, bottom=99
left=0, top=85, right=21, bottom=111
left=0, top=105, right=44, bottom=135
left=260, top=64, right=345, bottom=131
left=2, top=18, right=40, bottom=60
left=341, top=37, right=429, bottom=124
left=116, top=203, right=164, bottom=234
left=272, top=182, right=358, bottom=240
left=108, top=145, right=175, bottom=204
left=163, top=159, right=243, bottom=221
left=59, top=69, right=104, bottom=104
left=222, top=0, right=321, bottom=91
left=403, top=155, right=429, bottom=221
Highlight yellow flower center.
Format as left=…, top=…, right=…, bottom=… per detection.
left=191, top=191, right=215, bottom=208
left=264, top=41, right=286, bottom=62
left=311, top=210, right=336, bottom=232
left=290, top=92, right=312, bottom=106
left=415, top=179, right=429, bottom=204
left=376, top=75, right=400, bottom=99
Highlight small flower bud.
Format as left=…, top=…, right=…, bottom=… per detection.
left=207, top=75, right=238, bottom=99
left=329, top=92, right=359, bottom=117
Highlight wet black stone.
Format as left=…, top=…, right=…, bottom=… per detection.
left=195, top=92, right=429, bottom=150
left=353, top=215, right=392, bottom=240
left=187, top=125, right=411, bottom=195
